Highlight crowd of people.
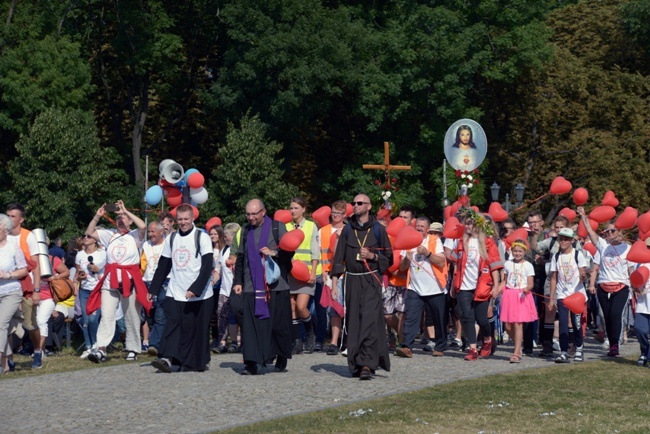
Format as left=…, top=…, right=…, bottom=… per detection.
left=1, top=195, right=648, bottom=378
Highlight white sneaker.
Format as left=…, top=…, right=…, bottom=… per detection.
left=602, top=339, right=610, bottom=350
left=341, top=348, right=348, bottom=356
left=552, top=340, right=560, bottom=352
left=80, top=349, right=92, bottom=359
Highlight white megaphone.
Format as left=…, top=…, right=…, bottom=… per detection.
left=32, top=228, right=53, bottom=279
left=159, top=159, right=185, bottom=184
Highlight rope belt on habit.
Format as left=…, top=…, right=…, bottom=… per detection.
left=346, top=270, right=378, bottom=276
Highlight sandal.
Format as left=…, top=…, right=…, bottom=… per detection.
left=509, top=354, right=521, bottom=364
left=125, top=351, right=138, bottom=361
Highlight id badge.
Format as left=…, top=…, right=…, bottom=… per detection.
left=356, top=253, right=363, bottom=261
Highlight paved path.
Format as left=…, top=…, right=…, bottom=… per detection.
left=2, top=336, right=638, bottom=433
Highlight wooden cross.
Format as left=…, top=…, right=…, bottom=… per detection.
left=362, top=142, right=411, bottom=175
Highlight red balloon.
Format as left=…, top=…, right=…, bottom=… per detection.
left=345, top=203, right=353, bottom=217
left=641, top=231, right=650, bottom=242
left=506, top=228, right=529, bottom=246
left=488, top=202, right=508, bottom=223
left=205, top=216, right=222, bottom=231
left=583, top=242, right=597, bottom=257
left=558, top=207, right=577, bottom=222
left=279, top=229, right=305, bottom=252
left=577, top=218, right=598, bottom=238
left=458, top=196, right=470, bottom=207
left=290, top=260, right=311, bottom=282
left=601, top=190, right=619, bottom=207
left=167, top=189, right=182, bottom=207
left=549, top=176, right=572, bottom=195
left=450, top=201, right=462, bottom=217
left=471, top=206, right=480, bottom=213
left=615, top=207, right=638, bottom=230
left=563, top=292, right=586, bottom=315
left=274, top=209, right=292, bottom=224
left=386, top=217, right=406, bottom=237
left=589, top=206, right=616, bottom=223
left=573, top=188, right=589, bottom=206
left=393, top=226, right=424, bottom=250
left=387, top=250, right=402, bottom=272
left=627, top=240, right=650, bottom=263
left=444, top=206, right=452, bottom=221
left=187, top=172, right=205, bottom=189
left=638, top=211, right=650, bottom=234
left=630, top=267, right=650, bottom=290
left=443, top=217, right=463, bottom=239
left=311, top=206, right=331, bottom=228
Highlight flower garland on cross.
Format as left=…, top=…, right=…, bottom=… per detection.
left=362, top=141, right=411, bottom=211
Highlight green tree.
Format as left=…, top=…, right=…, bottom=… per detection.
left=211, top=112, right=299, bottom=224
left=4, top=108, right=127, bottom=240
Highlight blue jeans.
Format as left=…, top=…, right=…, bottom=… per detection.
left=148, top=282, right=168, bottom=349
left=634, top=312, right=650, bottom=359
left=558, top=298, right=583, bottom=352
left=79, top=289, right=101, bottom=350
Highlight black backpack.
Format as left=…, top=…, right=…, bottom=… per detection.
left=168, top=229, right=202, bottom=258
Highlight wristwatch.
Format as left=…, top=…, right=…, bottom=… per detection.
left=34, top=287, right=40, bottom=293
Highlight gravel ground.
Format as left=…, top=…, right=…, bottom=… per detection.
left=2, top=335, right=639, bottom=433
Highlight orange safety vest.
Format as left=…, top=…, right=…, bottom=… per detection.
left=406, top=234, right=448, bottom=289
left=320, top=224, right=334, bottom=273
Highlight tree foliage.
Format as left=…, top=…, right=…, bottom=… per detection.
left=4, top=108, right=127, bottom=239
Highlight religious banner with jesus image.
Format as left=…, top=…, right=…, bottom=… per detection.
left=444, top=119, right=487, bottom=172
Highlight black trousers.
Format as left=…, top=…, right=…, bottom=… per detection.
left=457, top=290, right=490, bottom=345
left=403, top=291, right=447, bottom=352
left=597, top=285, right=630, bottom=347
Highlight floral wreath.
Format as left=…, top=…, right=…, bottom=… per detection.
left=456, top=207, right=496, bottom=237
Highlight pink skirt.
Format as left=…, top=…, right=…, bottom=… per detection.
left=500, top=287, right=538, bottom=323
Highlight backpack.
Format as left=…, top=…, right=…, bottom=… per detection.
left=168, top=228, right=202, bottom=258
left=554, top=249, right=581, bottom=269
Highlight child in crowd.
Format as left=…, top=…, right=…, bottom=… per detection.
left=549, top=228, right=588, bottom=363
left=497, top=239, right=536, bottom=363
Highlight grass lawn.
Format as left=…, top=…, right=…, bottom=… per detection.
left=220, top=356, right=650, bottom=434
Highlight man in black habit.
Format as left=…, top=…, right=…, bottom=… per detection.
left=232, top=199, right=293, bottom=375
left=331, top=194, right=392, bottom=379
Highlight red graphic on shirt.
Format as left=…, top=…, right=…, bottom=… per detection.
left=110, top=244, right=127, bottom=262
left=173, top=247, right=191, bottom=269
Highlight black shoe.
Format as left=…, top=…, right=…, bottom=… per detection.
left=304, top=331, right=316, bottom=354
left=274, top=356, right=288, bottom=373
left=87, top=349, right=106, bottom=364
left=152, top=358, right=172, bottom=373
left=227, top=344, right=239, bottom=353
left=359, top=366, right=372, bottom=380
left=326, top=344, right=339, bottom=356
left=240, top=363, right=259, bottom=376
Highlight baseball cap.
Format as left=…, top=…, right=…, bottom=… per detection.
left=558, top=227, right=575, bottom=238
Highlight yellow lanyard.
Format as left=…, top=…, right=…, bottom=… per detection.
left=354, top=229, right=370, bottom=249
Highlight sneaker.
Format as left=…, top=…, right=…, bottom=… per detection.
left=449, top=338, right=463, bottom=349
left=602, top=338, right=610, bottom=351
left=304, top=331, right=316, bottom=354
left=147, top=346, right=159, bottom=357
left=420, top=337, right=430, bottom=345
left=31, top=351, right=43, bottom=369
left=552, top=340, right=560, bottom=352
left=152, top=358, right=172, bottom=373
left=88, top=349, right=106, bottom=364
left=8, top=359, right=15, bottom=372
left=141, top=343, right=149, bottom=352
left=638, top=355, right=648, bottom=366
left=555, top=352, right=570, bottom=363
left=227, top=343, right=239, bottom=353
left=395, top=346, right=413, bottom=358
left=314, top=342, right=323, bottom=352
left=341, top=348, right=348, bottom=356
left=424, top=342, right=435, bottom=353
left=125, top=351, right=138, bottom=361
left=479, top=339, right=493, bottom=358
left=326, top=344, right=339, bottom=356
left=607, top=344, right=620, bottom=357
left=292, top=339, right=304, bottom=355
left=574, top=346, right=584, bottom=362
left=464, top=348, right=479, bottom=361
left=80, top=349, right=93, bottom=359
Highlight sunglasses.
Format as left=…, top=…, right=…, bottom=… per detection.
left=603, top=229, right=617, bottom=234
left=503, top=226, right=515, bottom=230
left=352, top=202, right=369, bottom=206
left=82, top=234, right=93, bottom=238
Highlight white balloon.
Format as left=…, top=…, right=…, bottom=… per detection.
left=190, top=187, right=209, bottom=204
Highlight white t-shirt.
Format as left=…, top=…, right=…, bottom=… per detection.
left=219, top=246, right=233, bottom=297
left=97, top=228, right=144, bottom=289
left=504, top=259, right=535, bottom=290
left=401, top=235, right=445, bottom=296
left=162, top=227, right=214, bottom=302
left=141, top=241, right=165, bottom=282
left=0, top=241, right=27, bottom=295
left=635, top=264, right=650, bottom=315
left=443, top=237, right=458, bottom=251
left=460, top=237, right=480, bottom=291
left=595, top=237, right=632, bottom=285
left=75, top=249, right=107, bottom=291
left=550, top=249, right=588, bottom=299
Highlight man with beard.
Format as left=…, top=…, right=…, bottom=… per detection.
left=331, top=194, right=392, bottom=380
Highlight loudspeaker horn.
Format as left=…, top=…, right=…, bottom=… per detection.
left=32, top=228, right=53, bottom=279
left=159, top=159, right=184, bottom=184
